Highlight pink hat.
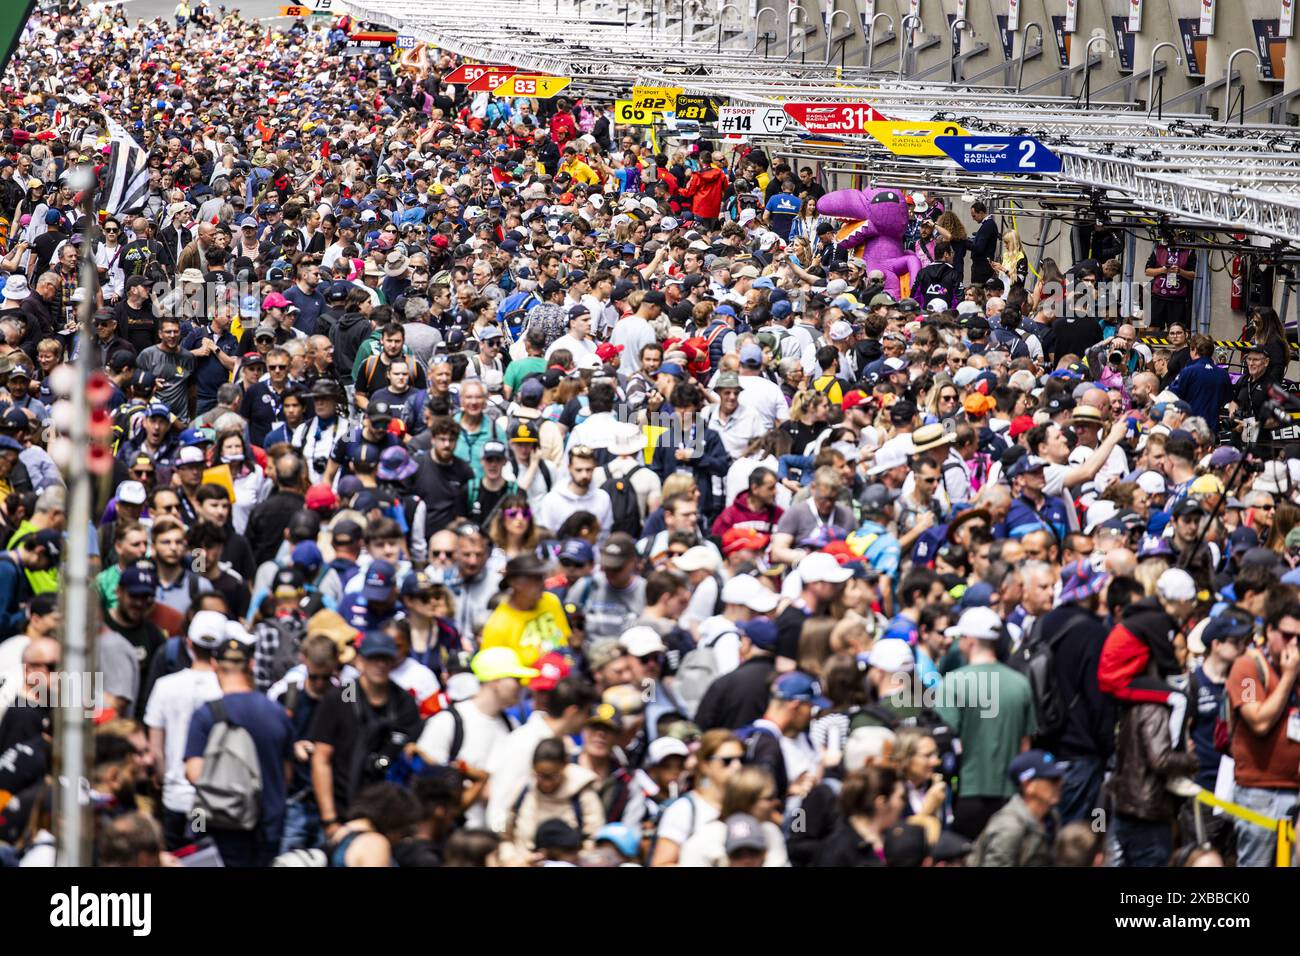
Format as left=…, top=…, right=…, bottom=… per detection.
left=262, top=292, right=290, bottom=310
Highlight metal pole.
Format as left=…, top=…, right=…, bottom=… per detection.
left=1222, top=48, right=1261, bottom=125
left=1015, top=22, right=1042, bottom=93
left=865, top=12, right=893, bottom=73
left=55, top=170, right=100, bottom=867
left=949, top=18, right=972, bottom=85
left=1146, top=41, right=1181, bottom=116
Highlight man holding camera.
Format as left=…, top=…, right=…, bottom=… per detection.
left=308, top=630, right=423, bottom=845
left=1226, top=344, right=1275, bottom=447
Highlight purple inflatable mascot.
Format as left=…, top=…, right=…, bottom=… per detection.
left=816, top=186, right=921, bottom=300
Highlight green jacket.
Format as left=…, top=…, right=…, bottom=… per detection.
left=968, top=794, right=1052, bottom=867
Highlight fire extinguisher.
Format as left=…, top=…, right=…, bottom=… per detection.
left=1230, top=253, right=1244, bottom=312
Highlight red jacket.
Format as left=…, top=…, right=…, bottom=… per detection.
left=681, top=165, right=727, bottom=219
left=712, top=490, right=783, bottom=539
left=549, top=111, right=578, bottom=148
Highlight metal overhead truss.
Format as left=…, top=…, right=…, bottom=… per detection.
left=341, top=0, right=1300, bottom=246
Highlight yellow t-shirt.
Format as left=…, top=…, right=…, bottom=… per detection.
left=479, top=591, right=572, bottom=666
left=811, top=376, right=844, bottom=406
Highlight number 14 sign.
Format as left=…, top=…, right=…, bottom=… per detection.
left=934, top=135, right=1062, bottom=173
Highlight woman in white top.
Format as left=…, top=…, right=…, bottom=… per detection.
left=650, top=729, right=744, bottom=866
left=94, top=216, right=127, bottom=304
left=678, top=766, right=789, bottom=867
left=211, top=429, right=267, bottom=535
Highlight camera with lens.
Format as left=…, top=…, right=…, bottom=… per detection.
left=365, top=730, right=409, bottom=781
left=1107, top=350, right=1126, bottom=368
left=312, top=456, right=328, bottom=475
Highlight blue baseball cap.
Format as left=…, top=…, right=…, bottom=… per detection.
left=739, top=617, right=779, bottom=651
left=958, top=581, right=996, bottom=610
left=739, top=343, right=763, bottom=367
left=357, top=630, right=399, bottom=659
left=714, top=304, right=737, bottom=318
left=240, top=294, right=261, bottom=318
left=771, top=300, right=793, bottom=319
left=559, top=539, right=595, bottom=565
left=238, top=215, right=258, bottom=228
left=362, top=559, right=397, bottom=602
left=120, top=562, right=158, bottom=595
left=1008, top=749, right=1069, bottom=785
left=291, top=541, right=323, bottom=573
left=146, top=403, right=171, bottom=419
left=594, top=822, right=641, bottom=859
left=658, top=362, right=686, bottom=379
left=772, top=671, right=830, bottom=709
left=752, top=277, right=776, bottom=290
left=0, top=435, right=22, bottom=453
left=178, top=427, right=208, bottom=447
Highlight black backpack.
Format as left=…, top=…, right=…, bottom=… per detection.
left=1009, top=616, right=1087, bottom=743
left=602, top=465, right=644, bottom=537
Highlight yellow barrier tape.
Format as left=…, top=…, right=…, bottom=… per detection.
left=1195, top=788, right=1296, bottom=866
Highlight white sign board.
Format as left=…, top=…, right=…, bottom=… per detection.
left=1199, top=0, right=1215, bottom=34
left=1127, top=0, right=1142, bottom=31
left=717, top=105, right=790, bottom=135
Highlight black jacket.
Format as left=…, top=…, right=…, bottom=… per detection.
left=812, top=818, right=886, bottom=867
left=332, top=311, right=373, bottom=380
left=913, top=261, right=960, bottom=307
left=1035, top=603, right=1115, bottom=760
left=694, top=655, right=775, bottom=731
left=245, top=490, right=306, bottom=566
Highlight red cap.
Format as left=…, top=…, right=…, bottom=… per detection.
left=841, top=390, right=870, bottom=412
left=722, top=527, right=769, bottom=556
left=1009, top=414, right=1036, bottom=439
left=305, top=483, right=338, bottom=511
left=595, top=342, right=624, bottom=362
left=528, top=651, right=572, bottom=691
left=432, top=234, right=449, bottom=248
left=821, top=540, right=857, bottom=565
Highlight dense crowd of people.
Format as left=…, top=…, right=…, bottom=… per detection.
left=0, top=1, right=1298, bottom=869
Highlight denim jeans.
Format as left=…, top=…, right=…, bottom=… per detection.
left=1110, top=813, right=1173, bottom=867
left=1232, top=785, right=1296, bottom=868
left=279, top=797, right=324, bottom=854
left=1058, top=754, right=1105, bottom=826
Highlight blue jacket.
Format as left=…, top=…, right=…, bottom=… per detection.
left=0, top=552, right=30, bottom=634
left=649, top=421, right=730, bottom=520
left=1000, top=492, right=1071, bottom=542
left=1171, top=357, right=1234, bottom=432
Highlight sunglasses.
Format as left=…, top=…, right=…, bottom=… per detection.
left=1276, top=629, right=1300, bottom=642
left=431, top=549, right=455, bottom=559
left=103, top=226, right=120, bottom=234
left=131, top=468, right=154, bottom=477
left=711, top=755, right=744, bottom=766
left=266, top=364, right=288, bottom=371
left=504, top=508, right=531, bottom=520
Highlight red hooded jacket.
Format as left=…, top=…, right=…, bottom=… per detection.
left=680, top=165, right=727, bottom=219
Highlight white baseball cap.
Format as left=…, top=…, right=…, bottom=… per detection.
left=828, top=320, right=854, bottom=342
left=843, top=726, right=897, bottom=771
left=672, top=545, right=721, bottom=574
left=1136, top=472, right=1168, bottom=497
left=868, top=445, right=909, bottom=476
left=188, top=610, right=228, bottom=649
left=647, top=736, right=690, bottom=766
left=799, top=551, right=853, bottom=584
left=1156, top=568, right=1197, bottom=603
left=116, top=480, right=147, bottom=505
left=866, top=639, right=915, bottom=673
left=720, top=573, right=779, bottom=613
left=620, top=626, right=668, bottom=657
left=946, top=606, right=1003, bottom=641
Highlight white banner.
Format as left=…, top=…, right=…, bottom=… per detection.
left=1008, top=0, right=1020, bottom=31
left=956, top=0, right=967, bottom=19
left=1127, top=0, right=1142, bottom=31
left=1065, top=0, right=1079, bottom=32
left=1199, top=0, right=1215, bottom=34
left=1283, top=0, right=1295, bottom=38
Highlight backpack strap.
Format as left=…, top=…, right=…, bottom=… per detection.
left=571, top=793, right=586, bottom=836
left=447, top=705, right=465, bottom=763
left=209, top=697, right=228, bottom=726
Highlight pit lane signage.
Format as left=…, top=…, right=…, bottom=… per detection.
left=865, top=120, right=967, bottom=156
left=631, top=86, right=684, bottom=112
left=466, top=69, right=522, bottom=93
left=493, top=75, right=572, bottom=98
left=935, top=135, right=1063, bottom=173
left=673, top=93, right=723, bottom=122
left=614, top=101, right=655, bottom=125
left=782, top=101, right=889, bottom=134
left=717, top=105, right=790, bottom=135
left=445, top=64, right=516, bottom=84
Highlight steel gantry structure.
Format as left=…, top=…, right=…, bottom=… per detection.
left=341, top=0, right=1300, bottom=249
